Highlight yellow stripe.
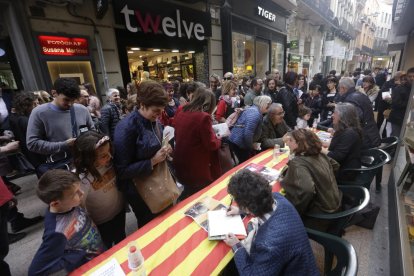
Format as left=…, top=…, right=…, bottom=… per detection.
left=83, top=151, right=274, bottom=274
left=169, top=238, right=220, bottom=276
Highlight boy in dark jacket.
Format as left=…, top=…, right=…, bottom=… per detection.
left=305, top=84, right=322, bottom=127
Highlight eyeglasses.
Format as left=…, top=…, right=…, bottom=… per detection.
left=224, top=77, right=232, bottom=80
left=273, top=111, right=285, bottom=116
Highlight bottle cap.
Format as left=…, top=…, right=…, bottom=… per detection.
left=129, top=246, right=137, bottom=253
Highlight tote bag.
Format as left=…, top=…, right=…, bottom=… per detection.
left=134, top=161, right=179, bottom=214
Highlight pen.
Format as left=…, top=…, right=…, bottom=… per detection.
left=227, top=197, right=233, bottom=212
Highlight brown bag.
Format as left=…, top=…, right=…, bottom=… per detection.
left=218, top=143, right=235, bottom=175
left=134, top=161, right=180, bottom=214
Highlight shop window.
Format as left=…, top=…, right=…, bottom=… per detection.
left=271, top=42, right=284, bottom=74
left=232, top=32, right=255, bottom=77
left=46, top=61, right=95, bottom=89
left=256, top=40, right=269, bottom=79
left=127, top=48, right=195, bottom=82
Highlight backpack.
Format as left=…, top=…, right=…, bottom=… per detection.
left=225, top=108, right=244, bottom=128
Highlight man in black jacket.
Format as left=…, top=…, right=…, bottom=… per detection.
left=338, top=77, right=381, bottom=149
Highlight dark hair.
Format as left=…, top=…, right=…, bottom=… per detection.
left=73, top=131, right=111, bottom=181
left=81, top=82, right=97, bottom=96
left=362, top=76, right=375, bottom=90
left=327, top=76, right=338, bottom=85
left=183, top=87, right=216, bottom=114
left=13, top=92, right=37, bottom=116
left=265, top=78, right=276, bottom=88
left=329, top=70, right=337, bottom=75
left=284, top=71, right=298, bottom=86
left=363, top=69, right=371, bottom=76
left=290, top=129, right=322, bottom=156
left=407, top=67, right=414, bottom=74
left=227, top=170, right=274, bottom=217
left=37, top=170, right=80, bottom=204
left=250, top=78, right=259, bottom=87
left=309, top=84, right=321, bottom=92
left=179, top=82, right=199, bottom=100
left=54, top=78, right=80, bottom=99
left=298, top=106, right=312, bottom=118
left=265, top=70, right=271, bottom=76
left=136, top=81, right=168, bottom=108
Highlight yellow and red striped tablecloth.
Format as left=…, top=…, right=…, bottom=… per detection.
left=71, top=149, right=289, bottom=276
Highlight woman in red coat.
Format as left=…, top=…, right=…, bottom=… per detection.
left=173, top=87, right=221, bottom=199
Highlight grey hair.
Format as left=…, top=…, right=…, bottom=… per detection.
left=334, top=102, right=362, bottom=137
left=338, top=77, right=355, bottom=90
left=106, top=88, right=119, bottom=98
left=253, top=95, right=272, bottom=110
left=268, top=103, right=283, bottom=114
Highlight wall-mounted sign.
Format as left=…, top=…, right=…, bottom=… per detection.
left=257, top=6, right=276, bottom=22
left=290, top=40, right=299, bottom=50
left=114, top=0, right=211, bottom=41
left=289, top=54, right=302, bottom=62
left=38, top=36, right=89, bottom=56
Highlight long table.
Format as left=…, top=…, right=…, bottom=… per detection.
left=71, top=149, right=289, bottom=275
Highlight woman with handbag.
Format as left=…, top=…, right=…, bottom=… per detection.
left=113, top=81, right=175, bottom=228
left=173, top=87, right=222, bottom=199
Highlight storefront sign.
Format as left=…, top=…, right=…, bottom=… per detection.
left=257, top=6, right=276, bottom=22
left=114, top=0, right=211, bottom=41
left=303, top=56, right=311, bottom=63
left=290, top=40, right=299, bottom=50
left=324, top=40, right=334, bottom=57
left=289, top=54, right=302, bottom=62
left=38, top=36, right=89, bottom=56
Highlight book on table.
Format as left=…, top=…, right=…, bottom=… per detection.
left=184, top=196, right=247, bottom=240
left=244, top=163, right=280, bottom=184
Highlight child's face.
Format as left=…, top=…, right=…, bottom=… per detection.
left=53, top=182, right=84, bottom=212
left=304, top=113, right=311, bottom=121
left=94, top=143, right=112, bottom=168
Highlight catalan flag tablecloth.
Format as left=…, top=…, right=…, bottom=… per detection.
left=71, top=149, right=289, bottom=276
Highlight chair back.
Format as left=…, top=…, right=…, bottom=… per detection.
left=307, top=228, right=358, bottom=276
left=305, top=186, right=369, bottom=235
left=379, top=136, right=399, bottom=160
left=343, top=148, right=391, bottom=189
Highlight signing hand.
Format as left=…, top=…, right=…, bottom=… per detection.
left=226, top=205, right=240, bottom=216
left=224, top=233, right=240, bottom=247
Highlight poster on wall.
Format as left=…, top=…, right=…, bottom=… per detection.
left=59, top=73, right=85, bottom=85
left=324, top=41, right=334, bottom=57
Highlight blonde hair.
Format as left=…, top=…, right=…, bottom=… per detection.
left=221, top=80, right=237, bottom=95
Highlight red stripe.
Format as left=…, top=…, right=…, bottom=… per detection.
left=192, top=241, right=231, bottom=275
left=145, top=228, right=212, bottom=275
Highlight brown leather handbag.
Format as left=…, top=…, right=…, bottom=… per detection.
left=134, top=161, right=180, bottom=214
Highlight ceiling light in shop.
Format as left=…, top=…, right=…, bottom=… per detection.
left=131, top=47, right=140, bottom=50
left=128, top=51, right=134, bottom=53
left=153, top=49, right=161, bottom=52
left=188, top=50, right=195, bottom=53
left=139, top=55, right=143, bottom=58
left=172, top=50, right=179, bottom=53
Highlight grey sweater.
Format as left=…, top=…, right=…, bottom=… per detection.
left=27, top=103, right=94, bottom=155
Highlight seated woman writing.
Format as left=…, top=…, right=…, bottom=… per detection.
left=281, top=129, right=341, bottom=217
left=223, top=169, right=318, bottom=275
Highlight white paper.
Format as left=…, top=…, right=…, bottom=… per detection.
left=324, top=41, right=334, bottom=57
left=163, top=126, right=175, bottom=141
left=212, top=123, right=231, bottom=138
left=382, top=91, right=391, bottom=100
left=208, top=210, right=247, bottom=238
left=90, top=258, right=126, bottom=276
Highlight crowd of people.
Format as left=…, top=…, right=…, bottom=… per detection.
left=0, top=65, right=412, bottom=275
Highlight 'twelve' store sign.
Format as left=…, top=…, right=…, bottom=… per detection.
left=113, top=0, right=212, bottom=41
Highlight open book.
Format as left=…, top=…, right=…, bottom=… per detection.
left=244, top=163, right=280, bottom=184
left=207, top=210, right=247, bottom=240
left=212, top=123, right=231, bottom=138
left=184, top=196, right=247, bottom=240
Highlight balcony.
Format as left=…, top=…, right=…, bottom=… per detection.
left=300, top=0, right=335, bottom=25
left=361, top=45, right=373, bottom=55
left=339, top=18, right=357, bottom=39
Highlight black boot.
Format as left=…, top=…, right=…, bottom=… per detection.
left=8, top=232, right=26, bottom=244
left=10, top=215, right=43, bottom=233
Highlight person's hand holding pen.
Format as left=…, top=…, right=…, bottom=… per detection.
left=226, top=198, right=240, bottom=216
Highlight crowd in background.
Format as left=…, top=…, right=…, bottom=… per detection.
left=0, top=64, right=413, bottom=275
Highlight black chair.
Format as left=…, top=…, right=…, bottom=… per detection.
left=305, top=185, right=370, bottom=237
left=339, top=148, right=391, bottom=190
left=307, top=228, right=358, bottom=276
left=375, top=136, right=399, bottom=191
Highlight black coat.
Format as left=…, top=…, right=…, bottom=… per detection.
left=100, top=103, right=122, bottom=139
left=389, top=83, right=411, bottom=126
left=276, top=86, right=298, bottom=129
left=341, top=88, right=381, bottom=149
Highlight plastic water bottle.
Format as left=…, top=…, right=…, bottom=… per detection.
left=273, top=144, right=281, bottom=163
left=128, top=244, right=146, bottom=275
